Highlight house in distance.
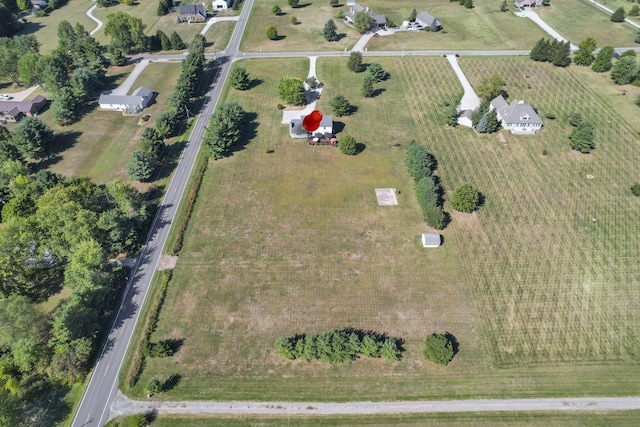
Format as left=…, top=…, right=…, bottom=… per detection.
left=99, top=87, right=155, bottom=115
left=490, top=95, right=543, bottom=134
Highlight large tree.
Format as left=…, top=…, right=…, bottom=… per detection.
left=104, top=11, right=148, bottom=55
left=476, top=73, right=505, bottom=102
left=0, top=35, right=40, bottom=84
left=126, top=151, right=155, bottom=182
left=277, top=76, right=306, bottom=105
left=529, top=38, right=551, bottom=62
left=51, top=87, right=80, bottom=126
left=611, top=56, right=639, bottom=85
left=367, top=62, right=387, bottom=82
left=592, top=45, right=614, bottom=72
left=361, top=74, right=375, bottom=97
left=347, top=51, right=363, bottom=72
left=551, top=40, right=571, bottom=67
left=10, top=117, right=54, bottom=159
left=353, top=11, right=374, bottom=33
left=202, top=102, right=246, bottom=159
left=229, top=65, right=250, bottom=90
left=573, top=36, right=597, bottom=66
left=569, top=121, right=595, bottom=153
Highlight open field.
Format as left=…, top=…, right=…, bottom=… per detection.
left=110, top=411, right=640, bottom=427
left=536, top=0, right=638, bottom=47
left=204, top=21, right=236, bottom=53
left=240, top=0, right=361, bottom=52
left=16, top=0, right=97, bottom=54
left=27, top=61, right=184, bottom=184
left=366, top=0, right=547, bottom=51
left=129, top=56, right=640, bottom=402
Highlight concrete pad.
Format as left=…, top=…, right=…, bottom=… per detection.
left=375, top=188, right=398, bottom=206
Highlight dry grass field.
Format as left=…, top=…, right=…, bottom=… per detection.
left=131, top=56, right=640, bottom=401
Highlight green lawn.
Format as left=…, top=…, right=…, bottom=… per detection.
left=31, top=61, right=184, bottom=185
left=204, top=20, right=236, bottom=53
left=16, top=0, right=97, bottom=54
left=583, top=0, right=640, bottom=26
left=109, top=411, right=640, bottom=427
left=128, top=56, right=640, bottom=402
left=240, top=0, right=361, bottom=52
left=536, top=0, right=638, bottom=47
left=366, top=0, right=548, bottom=51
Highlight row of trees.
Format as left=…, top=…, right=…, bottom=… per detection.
left=405, top=141, right=446, bottom=229
left=275, top=328, right=403, bottom=363
left=126, top=128, right=166, bottom=182
left=530, top=38, right=571, bottom=67
left=202, top=102, right=246, bottom=159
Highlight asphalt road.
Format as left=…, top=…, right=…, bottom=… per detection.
left=70, top=1, right=254, bottom=426
left=72, top=2, right=640, bottom=425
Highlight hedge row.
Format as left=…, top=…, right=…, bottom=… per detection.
left=405, top=141, right=446, bottom=229
left=275, top=328, right=403, bottom=363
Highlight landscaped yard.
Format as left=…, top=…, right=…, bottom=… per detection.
left=240, top=0, right=361, bottom=52
left=129, top=56, right=640, bottom=402
left=365, top=0, right=547, bottom=51
left=580, top=0, right=640, bottom=26
left=536, top=0, right=638, bottom=47
left=16, top=0, right=97, bottom=54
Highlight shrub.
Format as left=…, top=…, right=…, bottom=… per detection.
left=635, top=95, right=640, bottom=107
left=271, top=4, right=281, bottom=14
left=405, top=141, right=434, bottom=181
left=631, top=183, right=640, bottom=196
left=569, top=121, right=596, bottom=153
left=450, top=183, right=480, bottom=213
left=290, top=15, right=298, bottom=24
left=611, top=7, right=626, bottom=22
left=422, top=333, right=455, bottom=365
left=305, top=76, right=317, bottom=89
left=338, top=135, right=357, bottom=155
left=145, top=379, right=161, bottom=396
left=415, top=176, right=439, bottom=209
left=568, top=111, right=583, bottom=127
left=422, top=205, right=446, bottom=230
left=277, top=76, right=306, bottom=105
left=266, top=25, right=278, bottom=40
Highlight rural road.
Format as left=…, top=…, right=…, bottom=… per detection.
left=72, top=1, right=640, bottom=425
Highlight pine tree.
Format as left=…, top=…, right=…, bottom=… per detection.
left=500, top=0, right=508, bottom=12
left=170, top=31, right=185, bottom=50
left=551, top=40, right=571, bottom=67
left=157, top=30, right=171, bottom=51
left=347, top=51, right=363, bottom=72
left=592, top=45, right=614, bottom=72
left=361, top=75, right=374, bottom=97
left=409, top=8, right=417, bottom=22
left=611, top=7, right=626, bottom=22
left=476, top=111, right=489, bottom=133
left=486, top=109, right=500, bottom=133
left=573, top=36, right=597, bottom=66
left=464, top=0, right=474, bottom=9
left=323, top=19, right=339, bottom=41
left=530, top=38, right=551, bottom=62
left=229, top=65, right=250, bottom=90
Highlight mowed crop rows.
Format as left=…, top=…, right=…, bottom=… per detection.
left=396, top=56, right=640, bottom=365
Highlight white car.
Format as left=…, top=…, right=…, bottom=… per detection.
left=0, top=94, right=12, bottom=100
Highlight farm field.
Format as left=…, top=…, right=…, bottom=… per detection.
left=535, top=0, right=638, bottom=47
left=16, top=0, right=97, bottom=54
left=240, top=0, right=361, bottom=52
left=365, top=0, right=547, bottom=51
left=130, top=56, right=640, bottom=402
left=109, top=410, right=640, bottom=427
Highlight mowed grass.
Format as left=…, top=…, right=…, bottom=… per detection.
left=593, top=0, right=640, bottom=26
left=204, top=20, right=236, bottom=53
left=241, top=0, right=361, bottom=52
left=536, top=0, right=638, bottom=47
left=40, top=62, right=184, bottom=184
left=91, top=0, right=226, bottom=47
left=16, top=0, right=97, bottom=54
left=366, top=0, right=547, bottom=51
left=132, top=57, right=640, bottom=402
left=114, top=411, right=640, bottom=427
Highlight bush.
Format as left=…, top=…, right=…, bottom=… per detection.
left=450, top=183, right=480, bottom=213
left=347, top=51, right=363, bottom=72
left=271, top=4, right=281, bottom=14
left=145, top=379, right=161, bottom=396
left=631, top=183, right=640, bottom=196
left=568, top=111, right=583, bottom=127
left=422, top=205, right=445, bottom=230
left=422, top=333, right=455, bottom=365
left=278, top=76, right=306, bottom=105
left=405, top=141, right=434, bottom=181
left=415, top=176, right=439, bottom=208
left=611, top=6, right=626, bottom=22
left=305, top=76, right=317, bottom=89
left=266, top=25, right=278, bottom=40
left=338, top=134, right=357, bottom=155
left=569, top=121, right=596, bottom=153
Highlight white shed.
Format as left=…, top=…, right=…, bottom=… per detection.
left=422, top=233, right=441, bottom=248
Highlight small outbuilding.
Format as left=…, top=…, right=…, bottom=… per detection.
left=422, top=233, right=441, bottom=248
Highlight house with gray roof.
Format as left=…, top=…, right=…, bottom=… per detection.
left=415, top=11, right=441, bottom=31
left=178, top=3, right=207, bottom=22
left=0, top=95, right=47, bottom=123
left=99, top=87, right=154, bottom=115
left=290, top=114, right=333, bottom=139
left=515, top=0, right=543, bottom=7
left=344, top=1, right=387, bottom=31
left=490, top=95, right=543, bottom=134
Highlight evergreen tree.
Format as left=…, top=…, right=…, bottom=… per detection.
left=573, top=36, right=597, bottom=66
left=592, top=45, right=614, bottom=72
left=611, top=56, right=639, bottom=85
left=409, top=8, right=417, bottom=22
left=500, top=0, right=508, bottom=12
left=330, top=0, right=339, bottom=6
left=551, top=40, right=571, bottom=67
left=157, top=30, right=171, bottom=51
left=530, top=38, right=551, bottom=62
left=569, top=121, right=595, bottom=153
left=476, top=111, right=489, bottom=133
left=330, top=95, right=353, bottom=117
left=126, top=151, right=155, bottom=182
left=361, top=74, right=375, bottom=97
left=229, top=65, right=250, bottom=90
left=347, top=51, right=363, bottom=72
left=611, top=7, right=626, bottom=22
left=367, top=62, right=386, bottom=82
left=51, top=87, right=79, bottom=126
left=323, top=19, right=339, bottom=41
left=170, top=31, right=185, bottom=50
left=266, top=25, right=278, bottom=40
left=486, top=109, right=500, bottom=133
left=272, top=4, right=281, bottom=14
left=464, top=0, right=473, bottom=8
left=630, top=5, right=640, bottom=17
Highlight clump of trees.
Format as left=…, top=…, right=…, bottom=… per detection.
left=450, top=183, right=480, bottom=213
left=275, top=328, right=403, bottom=362
left=126, top=128, right=166, bottom=182
left=569, top=121, right=596, bottom=153
left=422, top=333, right=456, bottom=365
left=277, top=76, right=306, bottom=105
left=338, top=134, right=357, bottom=155
left=405, top=141, right=446, bottom=229
left=229, top=65, right=250, bottom=90
left=611, top=55, right=639, bottom=85
left=155, top=34, right=207, bottom=138
left=104, top=11, right=148, bottom=65
left=353, top=11, right=374, bottom=33
left=530, top=37, right=571, bottom=67
left=202, top=102, right=246, bottom=159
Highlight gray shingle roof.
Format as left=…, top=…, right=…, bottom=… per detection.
left=179, top=4, right=206, bottom=17
left=416, top=11, right=438, bottom=27
left=491, top=95, right=542, bottom=125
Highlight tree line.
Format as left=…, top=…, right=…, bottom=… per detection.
left=405, top=141, right=446, bottom=229
left=0, top=0, right=68, bottom=38
left=275, top=328, right=403, bottom=363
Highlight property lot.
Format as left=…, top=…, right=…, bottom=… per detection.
left=134, top=57, right=640, bottom=402
left=240, top=0, right=361, bottom=52
left=366, top=0, right=547, bottom=51
left=536, top=0, right=638, bottom=47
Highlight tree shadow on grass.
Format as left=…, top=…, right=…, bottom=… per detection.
left=445, top=332, right=460, bottom=359
left=161, top=374, right=182, bottom=393
left=247, top=78, right=263, bottom=90
left=370, top=87, right=386, bottom=98
left=476, top=191, right=486, bottom=210
left=23, top=384, right=72, bottom=427
left=294, top=2, right=312, bottom=8
left=355, top=142, right=366, bottom=154
left=335, top=33, right=347, bottom=41
left=16, top=22, right=43, bottom=37
left=35, top=130, right=82, bottom=171
left=155, top=140, right=187, bottom=181
left=272, top=35, right=286, bottom=41
left=333, top=120, right=345, bottom=133
left=228, top=111, right=258, bottom=156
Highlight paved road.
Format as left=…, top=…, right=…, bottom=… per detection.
left=110, top=393, right=640, bottom=417
left=70, top=1, right=255, bottom=426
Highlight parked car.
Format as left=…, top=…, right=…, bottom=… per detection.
left=0, top=94, right=12, bottom=100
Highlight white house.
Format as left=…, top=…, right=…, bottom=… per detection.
left=290, top=114, right=333, bottom=138
left=99, top=87, right=154, bottom=115
left=490, top=95, right=543, bottom=134
left=344, top=1, right=387, bottom=30
left=211, top=0, right=230, bottom=10
left=515, top=0, right=543, bottom=7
